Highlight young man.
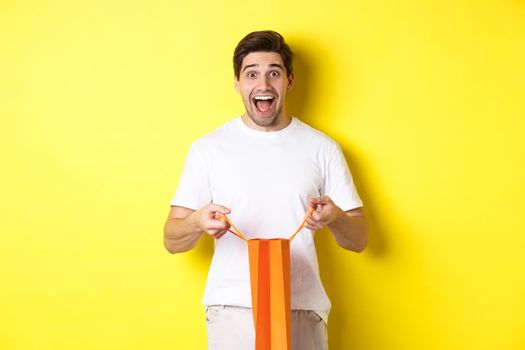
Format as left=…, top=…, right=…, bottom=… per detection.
left=164, top=30, right=368, bottom=350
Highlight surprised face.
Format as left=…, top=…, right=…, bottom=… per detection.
left=235, top=51, right=294, bottom=130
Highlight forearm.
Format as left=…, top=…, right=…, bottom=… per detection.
left=163, top=213, right=205, bottom=254
left=327, top=207, right=368, bottom=252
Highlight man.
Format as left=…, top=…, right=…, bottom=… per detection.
left=164, top=30, right=368, bottom=350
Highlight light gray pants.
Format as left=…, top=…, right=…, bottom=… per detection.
left=205, top=305, right=328, bottom=350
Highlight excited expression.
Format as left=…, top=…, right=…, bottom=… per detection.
left=235, top=51, right=294, bottom=131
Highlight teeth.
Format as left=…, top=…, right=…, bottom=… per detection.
left=253, top=96, right=274, bottom=101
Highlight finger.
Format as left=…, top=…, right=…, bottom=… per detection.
left=206, top=219, right=230, bottom=230
left=304, top=223, right=315, bottom=230
left=305, top=222, right=323, bottom=231
left=209, top=232, right=222, bottom=239
left=207, top=204, right=231, bottom=215
left=309, top=197, right=322, bottom=207
left=312, top=215, right=327, bottom=227
left=310, top=196, right=333, bottom=207
left=217, top=214, right=232, bottom=229
left=214, top=212, right=230, bottom=223
left=208, top=227, right=227, bottom=238
left=217, top=216, right=231, bottom=227
left=311, top=211, right=322, bottom=221
left=306, top=219, right=324, bottom=230
left=219, top=226, right=232, bottom=237
left=217, top=226, right=233, bottom=238
left=214, top=230, right=228, bottom=239
left=321, top=195, right=332, bottom=204
left=307, top=218, right=317, bottom=227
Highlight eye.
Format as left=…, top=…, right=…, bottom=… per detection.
left=247, top=72, right=257, bottom=78
left=270, top=71, right=280, bottom=77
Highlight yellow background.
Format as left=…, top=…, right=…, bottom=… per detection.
left=1, top=0, right=524, bottom=349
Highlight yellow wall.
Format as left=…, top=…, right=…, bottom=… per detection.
left=1, top=1, right=524, bottom=349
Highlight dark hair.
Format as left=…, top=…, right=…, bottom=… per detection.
left=233, top=30, right=294, bottom=80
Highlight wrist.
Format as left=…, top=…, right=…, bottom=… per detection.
left=188, top=211, right=205, bottom=235
left=327, top=205, right=345, bottom=228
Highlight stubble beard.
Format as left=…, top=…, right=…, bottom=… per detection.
left=246, top=102, right=283, bottom=128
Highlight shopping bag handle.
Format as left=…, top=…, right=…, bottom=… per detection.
left=221, top=216, right=248, bottom=242
left=220, top=206, right=315, bottom=243
left=289, top=207, right=315, bottom=242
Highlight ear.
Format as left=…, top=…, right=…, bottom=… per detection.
left=287, top=73, right=295, bottom=90
left=234, top=76, right=240, bottom=93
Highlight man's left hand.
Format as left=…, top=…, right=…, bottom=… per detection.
left=305, top=196, right=342, bottom=231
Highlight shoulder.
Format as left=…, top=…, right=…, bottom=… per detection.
left=293, top=118, right=341, bottom=154
left=190, top=117, right=240, bottom=151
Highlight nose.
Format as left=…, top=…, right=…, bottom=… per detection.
left=258, top=75, right=271, bottom=89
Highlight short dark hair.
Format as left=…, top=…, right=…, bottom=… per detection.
left=233, top=30, right=294, bottom=80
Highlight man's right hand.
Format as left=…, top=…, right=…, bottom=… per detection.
left=164, top=203, right=232, bottom=254
left=190, top=204, right=232, bottom=239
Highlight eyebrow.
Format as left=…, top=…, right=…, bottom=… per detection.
left=242, top=63, right=285, bottom=73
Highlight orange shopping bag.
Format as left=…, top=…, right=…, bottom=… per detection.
left=221, top=207, right=314, bottom=350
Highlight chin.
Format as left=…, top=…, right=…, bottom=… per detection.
left=250, top=114, right=278, bottom=127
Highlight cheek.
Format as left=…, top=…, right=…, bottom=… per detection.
left=241, top=91, right=253, bottom=106
left=242, top=91, right=252, bottom=101
left=238, top=85, right=252, bottom=97
left=276, top=81, right=288, bottom=95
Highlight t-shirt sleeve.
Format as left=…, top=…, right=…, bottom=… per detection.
left=170, top=142, right=211, bottom=210
left=322, top=142, right=363, bottom=211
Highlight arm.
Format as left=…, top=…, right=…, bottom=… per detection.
left=163, top=204, right=231, bottom=254
left=305, top=196, right=368, bottom=252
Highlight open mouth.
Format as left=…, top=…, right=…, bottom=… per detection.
left=252, top=95, right=276, bottom=115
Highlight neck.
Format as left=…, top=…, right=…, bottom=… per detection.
left=241, top=112, right=292, bottom=132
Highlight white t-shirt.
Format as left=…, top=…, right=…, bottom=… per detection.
left=171, top=116, right=363, bottom=323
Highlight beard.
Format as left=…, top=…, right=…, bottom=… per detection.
left=245, top=102, right=283, bottom=128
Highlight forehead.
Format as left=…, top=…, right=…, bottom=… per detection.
left=241, top=51, right=284, bottom=69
